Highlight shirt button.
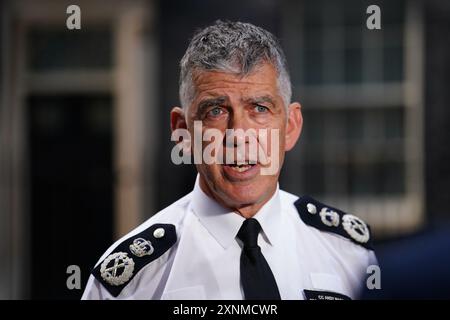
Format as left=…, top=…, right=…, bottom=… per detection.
left=307, top=203, right=317, bottom=214
left=153, top=227, right=165, bottom=239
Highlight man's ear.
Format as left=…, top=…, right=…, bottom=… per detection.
left=284, top=102, right=303, bottom=151
left=170, top=107, right=187, bottom=132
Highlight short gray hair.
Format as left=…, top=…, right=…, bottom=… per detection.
left=179, top=20, right=292, bottom=109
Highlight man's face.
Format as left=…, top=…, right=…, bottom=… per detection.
left=172, top=63, right=302, bottom=217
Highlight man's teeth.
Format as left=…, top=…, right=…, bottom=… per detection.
left=231, top=165, right=249, bottom=172
left=228, top=163, right=254, bottom=172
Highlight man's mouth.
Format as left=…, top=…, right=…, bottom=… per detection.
left=224, top=161, right=258, bottom=173
left=227, top=164, right=254, bottom=172
left=221, top=159, right=260, bottom=181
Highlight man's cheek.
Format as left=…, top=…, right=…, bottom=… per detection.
left=259, top=128, right=281, bottom=176
left=203, top=128, right=225, bottom=165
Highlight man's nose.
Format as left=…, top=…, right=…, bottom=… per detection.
left=225, top=109, right=253, bottom=147
left=229, top=107, right=259, bottom=132
left=228, top=108, right=248, bottom=130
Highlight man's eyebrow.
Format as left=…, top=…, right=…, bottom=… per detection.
left=244, top=95, right=276, bottom=106
left=197, top=97, right=228, bottom=113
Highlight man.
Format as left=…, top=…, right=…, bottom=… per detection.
left=82, top=20, right=377, bottom=300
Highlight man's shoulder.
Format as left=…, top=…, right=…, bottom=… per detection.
left=96, top=191, right=192, bottom=264
left=280, top=190, right=374, bottom=251
left=85, top=192, right=194, bottom=298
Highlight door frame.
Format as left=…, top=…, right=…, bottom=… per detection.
left=0, top=0, right=158, bottom=298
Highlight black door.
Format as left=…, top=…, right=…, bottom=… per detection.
left=28, top=94, right=114, bottom=299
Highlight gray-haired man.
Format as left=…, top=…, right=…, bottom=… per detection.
left=82, top=20, right=377, bottom=300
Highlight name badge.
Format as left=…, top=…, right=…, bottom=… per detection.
left=303, top=289, right=351, bottom=300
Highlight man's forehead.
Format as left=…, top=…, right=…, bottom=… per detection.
left=192, top=65, right=279, bottom=102
left=196, top=94, right=276, bottom=106
left=193, top=64, right=278, bottom=89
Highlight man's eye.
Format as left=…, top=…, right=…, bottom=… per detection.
left=207, top=107, right=224, bottom=117
left=254, top=105, right=269, bottom=113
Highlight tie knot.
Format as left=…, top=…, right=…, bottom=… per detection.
left=237, top=218, right=261, bottom=248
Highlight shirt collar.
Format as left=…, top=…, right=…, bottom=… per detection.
left=190, top=174, right=282, bottom=249
left=252, top=184, right=282, bottom=247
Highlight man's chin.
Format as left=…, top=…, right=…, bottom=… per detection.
left=219, top=185, right=264, bottom=208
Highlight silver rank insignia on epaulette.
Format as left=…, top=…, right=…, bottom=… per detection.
left=294, top=196, right=373, bottom=250
left=129, top=238, right=154, bottom=257
left=100, top=252, right=135, bottom=286
left=319, top=207, right=340, bottom=227
left=342, top=214, right=370, bottom=244
left=92, top=224, right=177, bottom=297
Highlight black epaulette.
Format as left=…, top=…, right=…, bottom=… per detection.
left=294, top=195, right=373, bottom=250
left=92, top=223, right=177, bottom=297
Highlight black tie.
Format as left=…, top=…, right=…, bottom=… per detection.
left=237, top=218, right=281, bottom=300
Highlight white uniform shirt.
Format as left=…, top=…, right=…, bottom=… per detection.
left=82, top=176, right=377, bottom=300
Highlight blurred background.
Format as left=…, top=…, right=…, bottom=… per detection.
left=0, top=0, right=449, bottom=299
